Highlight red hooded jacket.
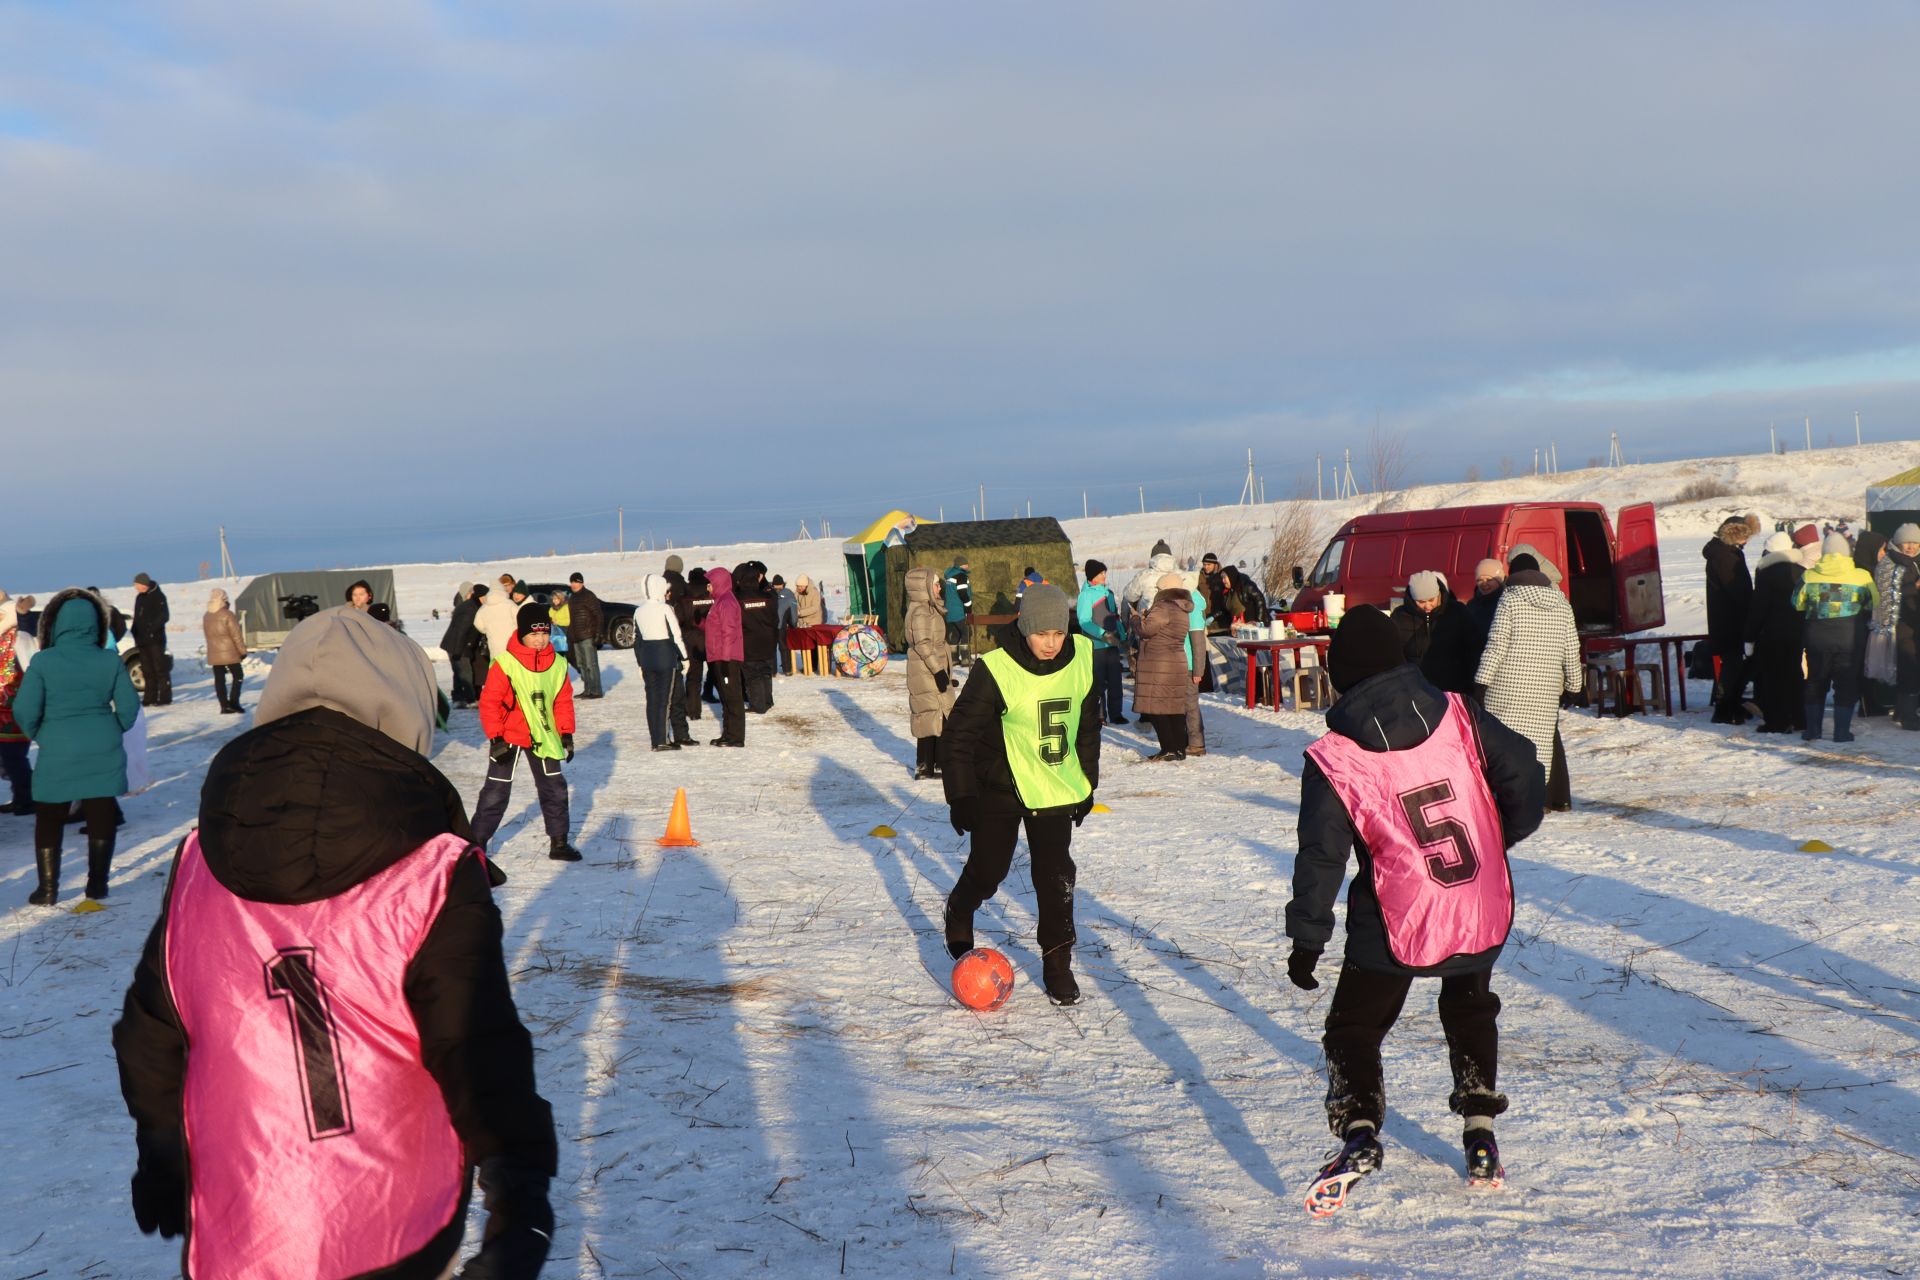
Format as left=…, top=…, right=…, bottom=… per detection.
left=479, top=634, right=576, bottom=748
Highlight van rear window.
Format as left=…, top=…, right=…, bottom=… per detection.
left=1308, top=538, right=1346, bottom=587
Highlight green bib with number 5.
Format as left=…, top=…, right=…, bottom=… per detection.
left=980, top=642, right=1094, bottom=810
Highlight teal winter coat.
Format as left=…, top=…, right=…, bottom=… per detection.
left=14, top=590, right=139, bottom=803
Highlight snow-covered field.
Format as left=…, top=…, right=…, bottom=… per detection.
left=6, top=440, right=1920, bottom=1277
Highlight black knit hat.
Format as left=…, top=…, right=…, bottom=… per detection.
left=516, top=601, right=552, bottom=642
left=1326, top=604, right=1405, bottom=694
left=1084, top=559, right=1107, bottom=580
left=1508, top=553, right=1539, bottom=574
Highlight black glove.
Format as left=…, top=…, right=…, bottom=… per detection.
left=562, top=733, right=574, bottom=764
left=1287, top=945, right=1322, bottom=991
left=130, top=1128, right=187, bottom=1239
left=458, top=1157, right=554, bottom=1280
left=1559, top=691, right=1581, bottom=710
left=934, top=671, right=949, bottom=693
left=488, top=737, right=513, bottom=764
left=949, top=797, right=976, bottom=836
left=1072, top=796, right=1094, bottom=827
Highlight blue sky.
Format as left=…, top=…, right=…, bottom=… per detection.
left=6, top=1, right=1920, bottom=585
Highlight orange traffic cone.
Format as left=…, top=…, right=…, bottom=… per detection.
left=657, top=787, right=700, bottom=847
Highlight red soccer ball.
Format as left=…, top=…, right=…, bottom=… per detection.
left=952, top=948, right=1016, bottom=1011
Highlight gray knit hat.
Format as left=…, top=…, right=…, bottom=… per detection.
left=1408, top=570, right=1444, bottom=602
left=1895, top=523, right=1920, bottom=545
left=665, top=554, right=685, bottom=575
left=1017, top=584, right=1072, bottom=637
left=1822, top=532, right=1852, bottom=557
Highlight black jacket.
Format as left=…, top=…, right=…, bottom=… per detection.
left=1465, top=585, right=1502, bottom=642
left=734, top=564, right=780, bottom=662
left=1391, top=593, right=1483, bottom=695
left=683, top=575, right=712, bottom=658
left=132, top=588, right=170, bottom=646
left=566, top=587, right=605, bottom=646
left=1703, top=538, right=1752, bottom=653
left=1286, top=663, right=1544, bottom=977
left=112, top=708, right=557, bottom=1279
left=942, top=627, right=1101, bottom=815
left=1745, top=557, right=1805, bottom=653
left=439, top=593, right=482, bottom=657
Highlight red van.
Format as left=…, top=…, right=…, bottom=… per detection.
left=1291, top=501, right=1664, bottom=635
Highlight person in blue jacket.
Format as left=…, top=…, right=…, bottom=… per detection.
left=1075, top=560, right=1128, bottom=725
left=15, top=589, right=140, bottom=904
left=941, top=559, right=973, bottom=661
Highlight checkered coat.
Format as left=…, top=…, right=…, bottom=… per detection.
left=1473, top=580, right=1583, bottom=767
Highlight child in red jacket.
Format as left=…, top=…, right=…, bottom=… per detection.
left=473, top=603, right=581, bottom=861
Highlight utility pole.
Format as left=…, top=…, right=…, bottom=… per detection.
left=1805, top=416, right=1813, bottom=451
left=1607, top=432, right=1624, bottom=468
left=1026, top=498, right=1032, bottom=518
left=1856, top=409, right=1863, bottom=446
left=979, top=484, right=986, bottom=521
left=218, top=526, right=237, bottom=579
left=1770, top=423, right=1777, bottom=454
left=1533, top=447, right=1540, bottom=476
left=1239, top=448, right=1257, bottom=506
left=617, top=507, right=624, bottom=554
left=1082, top=490, right=1088, bottom=518
left=1139, top=485, right=1145, bottom=514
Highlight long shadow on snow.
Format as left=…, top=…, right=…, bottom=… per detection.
left=1506, top=852, right=1920, bottom=1045
left=807, top=754, right=1221, bottom=1271
left=820, top=686, right=917, bottom=768
left=1497, top=924, right=1920, bottom=1138
left=1078, top=888, right=1462, bottom=1179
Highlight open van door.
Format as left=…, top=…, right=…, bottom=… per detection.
left=1613, top=503, right=1665, bottom=632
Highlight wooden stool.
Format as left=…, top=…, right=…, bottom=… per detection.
left=1625, top=663, right=1664, bottom=713
left=815, top=644, right=832, bottom=676
left=1288, top=666, right=1336, bottom=711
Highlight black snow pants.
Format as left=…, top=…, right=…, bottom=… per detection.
left=470, top=745, right=570, bottom=850
left=668, top=669, right=692, bottom=743
left=1092, top=647, right=1125, bottom=723
left=947, top=808, right=1077, bottom=964
left=1323, top=962, right=1506, bottom=1136
left=684, top=656, right=705, bottom=720
left=1752, top=638, right=1805, bottom=731
left=744, top=659, right=775, bottom=713
left=640, top=665, right=674, bottom=746
left=709, top=660, right=746, bottom=745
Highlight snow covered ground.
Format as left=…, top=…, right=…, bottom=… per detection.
left=5, top=639, right=1920, bottom=1276
left=6, top=439, right=1920, bottom=1277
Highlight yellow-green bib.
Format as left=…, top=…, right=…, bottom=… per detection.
left=981, top=642, right=1093, bottom=810
left=497, top=650, right=569, bottom=759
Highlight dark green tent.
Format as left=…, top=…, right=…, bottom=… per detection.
left=882, top=518, right=1077, bottom=652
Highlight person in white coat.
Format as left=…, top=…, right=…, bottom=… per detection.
left=472, top=582, right=519, bottom=670
left=1474, top=555, right=1583, bottom=811
left=633, top=574, right=690, bottom=750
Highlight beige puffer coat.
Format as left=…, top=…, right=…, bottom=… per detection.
left=1133, top=587, right=1197, bottom=715
left=203, top=593, right=247, bottom=665
left=905, top=567, right=955, bottom=738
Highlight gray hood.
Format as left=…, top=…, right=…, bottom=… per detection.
left=255, top=606, right=439, bottom=756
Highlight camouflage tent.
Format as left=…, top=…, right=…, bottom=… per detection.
left=882, top=518, right=1076, bottom=652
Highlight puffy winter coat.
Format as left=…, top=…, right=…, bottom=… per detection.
left=1122, top=552, right=1180, bottom=633
left=703, top=568, right=745, bottom=662
left=1391, top=593, right=1482, bottom=695
left=904, top=567, right=955, bottom=738
left=1874, top=549, right=1920, bottom=681
left=941, top=626, right=1100, bottom=814
left=113, top=705, right=557, bottom=1280
left=1703, top=535, right=1753, bottom=653
left=1745, top=551, right=1805, bottom=654
left=1473, top=575, right=1582, bottom=769
left=1287, top=663, right=1544, bottom=976
left=14, top=590, right=139, bottom=803
left=439, top=592, right=482, bottom=659
left=633, top=575, right=687, bottom=672
left=0, top=609, right=36, bottom=744
left=794, top=576, right=824, bottom=627
left=478, top=635, right=576, bottom=751
left=473, top=593, right=519, bottom=660
left=672, top=571, right=708, bottom=658
left=1796, top=553, right=1877, bottom=651
left=203, top=600, right=247, bottom=665
left=1133, top=587, right=1199, bottom=715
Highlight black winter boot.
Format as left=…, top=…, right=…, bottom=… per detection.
left=1042, top=950, right=1080, bottom=1005
left=1832, top=706, right=1856, bottom=743
left=85, top=833, right=115, bottom=899
left=943, top=902, right=974, bottom=960
left=548, top=838, right=583, bottom=862
left=1801, top=699, right=1824, bottom=741
left=1899, top=693, right=1920, bottom=731
left=30, top=847, right=59, bottom=906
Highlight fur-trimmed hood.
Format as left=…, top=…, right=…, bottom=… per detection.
left=37, top=588, right=113, bottom=650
